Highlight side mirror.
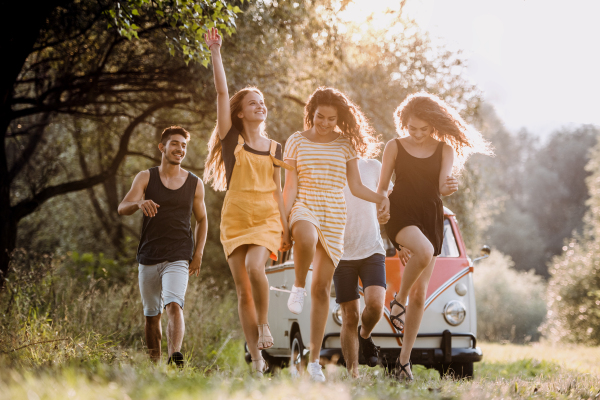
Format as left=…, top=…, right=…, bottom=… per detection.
left=473, top=245, right=491, bottom=263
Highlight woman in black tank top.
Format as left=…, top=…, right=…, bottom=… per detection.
left=377, top=92, right=492, bottom=380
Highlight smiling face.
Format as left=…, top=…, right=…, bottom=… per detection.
left=237, top=91, right=267, bottom=123
left=406, top=115, right=435, bottom=142
left=313, top=105, right=338, bottom=136
left=160, top=134, right=188, bottom=165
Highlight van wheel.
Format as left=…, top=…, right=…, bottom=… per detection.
left=290, top=331, right=306, bottom=376
left=436, top=362, right=474, bottom=380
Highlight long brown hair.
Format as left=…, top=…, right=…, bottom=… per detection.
left=394, top=92, right=493, bottom=172
left=204, top=87, right=267, bottom=191
left=304, top=87, right=380, bottom=158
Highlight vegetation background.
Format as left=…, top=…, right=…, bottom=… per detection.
left=1, top=0, right=599, bottom=398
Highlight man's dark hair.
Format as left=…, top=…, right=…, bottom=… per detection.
left=161, top=126, right=190, bottom=145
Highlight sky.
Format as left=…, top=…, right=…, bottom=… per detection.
left=340, top=0, right=600, bottom=138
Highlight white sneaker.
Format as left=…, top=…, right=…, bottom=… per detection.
left=307, top=361, right=326, bottom=382
left=287, top=286, right=306, bottom=314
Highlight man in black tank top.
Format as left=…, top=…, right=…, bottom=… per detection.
left=118, top=126, right=208, bottom=366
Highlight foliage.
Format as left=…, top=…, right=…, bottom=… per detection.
left=474, top=251, right=547, bottom=343
left=107, top=0, right=243, bottom=65
left=542, top=138, right=600, bottom=345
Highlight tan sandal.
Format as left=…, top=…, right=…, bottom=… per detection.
left=251, top=358, right=267, bottom=377
left=257, top=323, right=274, bottom=350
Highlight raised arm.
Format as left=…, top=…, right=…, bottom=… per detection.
left=377, top=140, right=397, bottom=196
left=204, top=27, right=231, bottom=139
left=118, top=171, right=155, bottom=216
left=346, top=159, right=389, bottom=214
left=439, top=144, right=458, bottom=196
left=189, top=180, right=208, bottom=277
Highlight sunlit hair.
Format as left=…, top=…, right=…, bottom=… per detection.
left=204, top=87, right=268, bottom=191
left=304, top=87, right=380, bottom=158
left=394, top=92, right=493, bottom=172
left=161, top=126, right=190, bottom=145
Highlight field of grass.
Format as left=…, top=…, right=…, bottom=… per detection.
left=1, top=341, right=599, bottom=400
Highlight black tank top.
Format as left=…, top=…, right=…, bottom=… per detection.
left=136, top=167, right=199, bottom=265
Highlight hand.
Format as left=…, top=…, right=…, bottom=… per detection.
left=398, top=247, right=411, bottom=266
left=138, top=199, right=160, bottom=217
left=189, top=254, right=202, bottom=277
left=280, top=230, right=292, bottom=252
left=378, top=197, right=390, bottom=216
left=204, top=27, right=222, bottom=51
left=445, top=175, right=458, bottom=194
left=377, top=210, right=390, bottom=224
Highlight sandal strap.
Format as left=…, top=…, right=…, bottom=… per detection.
left=389, top=298, right=406, bottom=330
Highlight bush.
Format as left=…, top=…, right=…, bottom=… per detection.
left=474, top=251, right=547, bottom=343
left=0, top=249, right=242, bottom=369
left=541, top=240, right=600, bottom=345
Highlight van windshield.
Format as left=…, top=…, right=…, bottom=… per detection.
left=440, top=218, right=460, bottom=257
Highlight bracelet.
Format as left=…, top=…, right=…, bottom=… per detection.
left=208, top=43, right=221, bottom=51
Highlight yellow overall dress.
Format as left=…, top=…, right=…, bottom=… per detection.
left=220, top=135, right=293, bottom=261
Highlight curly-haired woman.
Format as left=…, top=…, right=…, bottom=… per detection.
left=203, top=28, right=293, bottom=376
left=282, top=87, right=389, bottom=381
left=377, top=92, right=492, bottom=380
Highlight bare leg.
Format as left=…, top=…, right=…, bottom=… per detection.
left=245, top=245, right=272, bottom=325
left=309, top=240, right=336, bottom=362
left=360, top=286, right=386, bottom=338
left=340, top=300, right=360, bottom=378
left=145, top=314, right=162, bottom=362
left=165, top=303, right=185, bottom=356
left=227, top=245, right=261, bottom=361
left=391, top=226, right=434, bottom=323
left=398, top=256, right=436, bottom=368
left=291, top=221, right=318, bottom=288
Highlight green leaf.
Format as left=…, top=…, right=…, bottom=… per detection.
left=156, top=10, right=164, bottom=17
left=132, top=9, right=139, bottom=16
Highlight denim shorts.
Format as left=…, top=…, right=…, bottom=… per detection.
left=333, top=253, right=386, bottom=304
left=138, top=260, right=189, bottom=317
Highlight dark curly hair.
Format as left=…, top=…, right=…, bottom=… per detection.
left=304, top=87, right=380, bottom=158
left=394, top=92, right=492, bottom=172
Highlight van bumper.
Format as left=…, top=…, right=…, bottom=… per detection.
left=321, top=330, right=483, bottom=366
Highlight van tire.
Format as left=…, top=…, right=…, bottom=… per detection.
left=290, top=331, right=306, bottom=375
left=436, top=362, right=474, bottom=380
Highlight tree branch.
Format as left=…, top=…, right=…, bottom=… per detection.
left=282, top=94, right=306, bottom=107
left=11, top=97, right=190, bottom=221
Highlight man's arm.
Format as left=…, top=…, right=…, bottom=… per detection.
left=118, top=171, right=158, bottom=216
left=189, top=179, right=208, bottom=277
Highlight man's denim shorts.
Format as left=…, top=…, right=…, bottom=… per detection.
left=138, top=260, right=189, bottom=317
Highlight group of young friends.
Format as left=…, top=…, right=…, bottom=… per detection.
left=118, top=28, right=491, bottom=381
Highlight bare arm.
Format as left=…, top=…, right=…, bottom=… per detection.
left=282, top=159, right=298, bottom=231
left=439, top=144, right=458, bottom=196
left=347, top=159, right=389, bottom=213
left=273, top=167, right=292, bottom=251
left=189, top=180, right=208, bottom=277
left=377, top=140, right=398, bottom=196
left=205, top=28, right=231, bottom=139
left=117, top=171, right=157, bottom=216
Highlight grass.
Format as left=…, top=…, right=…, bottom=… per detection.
left=1, top=342, right=599, bottom=400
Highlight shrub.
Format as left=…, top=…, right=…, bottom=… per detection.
left=474, top=251, right=547, bottom=343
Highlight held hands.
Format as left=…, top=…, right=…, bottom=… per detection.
left=280, top=230, right=292, bottom=253
left=442, top=175, right=459, bottom=196
left=398, top=247, right=411, bottom=266
left=189, top=253, right=202, bottom=277
left=204, top=27, right=222, bottom=51
left=377, top=197, right=390, bottom=219
left=138, top=199, right=160, bottom=217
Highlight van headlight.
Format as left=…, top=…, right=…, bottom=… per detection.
left=443, top=300, right=466, bottom=326
left=332, top=303, right=342, bottom=325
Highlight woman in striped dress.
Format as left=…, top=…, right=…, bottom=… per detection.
left=282, top=87, right=390, bottom=382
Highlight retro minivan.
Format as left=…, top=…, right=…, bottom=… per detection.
left=246, top=207, right=489, bottom=379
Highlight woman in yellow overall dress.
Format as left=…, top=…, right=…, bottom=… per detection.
left=203, top=28, right=293, bottom=376
left=282, top=87, right=389, bottom=381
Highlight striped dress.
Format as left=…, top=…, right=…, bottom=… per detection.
left=283, top=132, right=358, bottom=267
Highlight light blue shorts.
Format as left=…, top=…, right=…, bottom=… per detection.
left=138, top=260, right=189, bottom=317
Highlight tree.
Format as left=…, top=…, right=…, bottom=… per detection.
left=1, top=0, right=242, bottom=284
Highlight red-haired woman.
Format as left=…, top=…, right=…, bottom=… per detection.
left=203, top=28, right=293, bottom=376
left=282, top=87, right=389, bottom=381
left=377, top=92, right=492, bottom=380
